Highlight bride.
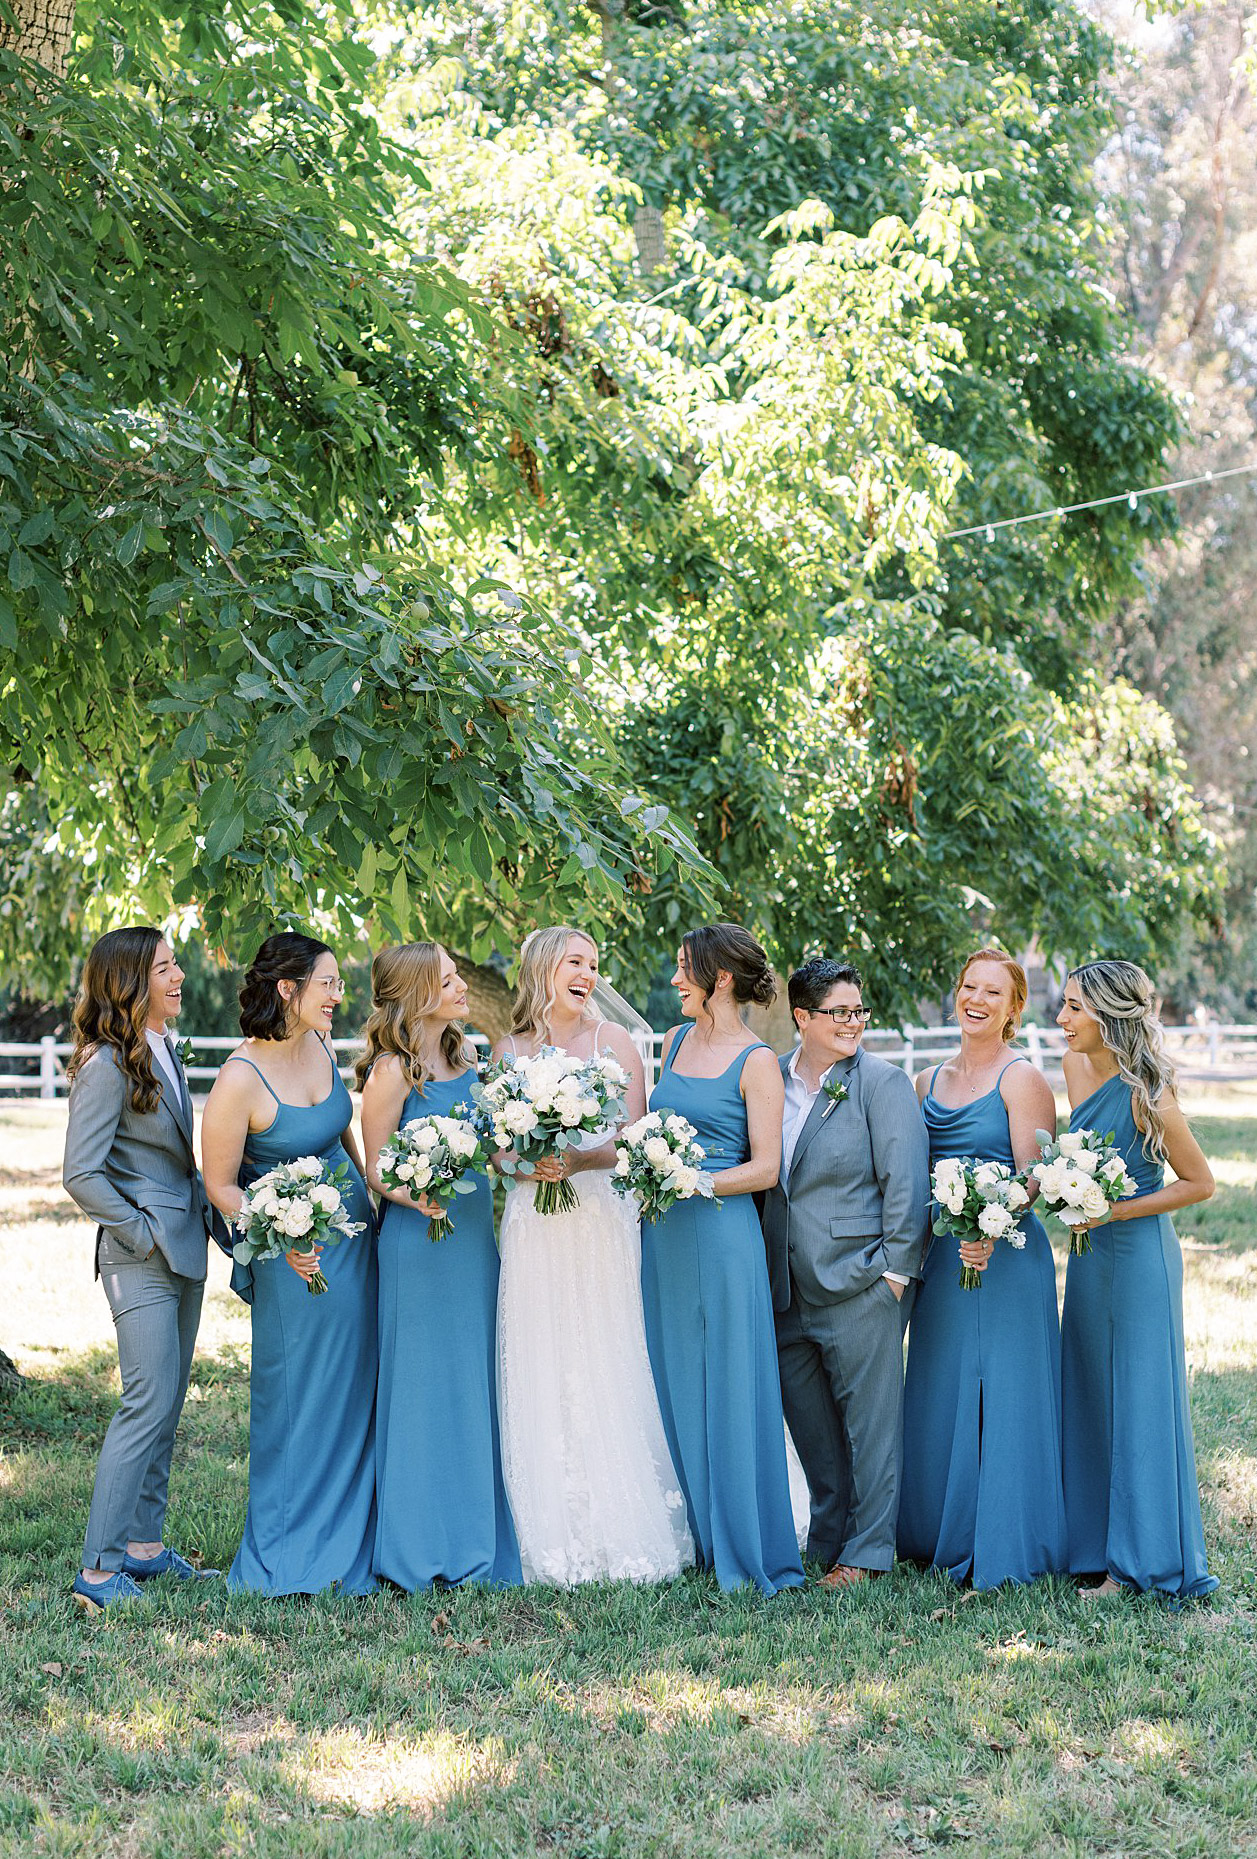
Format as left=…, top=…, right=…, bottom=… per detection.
left=493, top=926, right=694, bottom=1585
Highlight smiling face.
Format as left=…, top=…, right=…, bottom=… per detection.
left=551, top=935, right=598, bottom=1017
left=796, top=982, right=867, bottom=1069
left=955, top=958, right=1017, bottom=1042
left=145, top=939, right=185, bottom=1032
left=281, top=950, right=343, bottom=1037
left=1056, top=978, right=1105, bottom=1056
left=430, top=947, right=469, bottom=1026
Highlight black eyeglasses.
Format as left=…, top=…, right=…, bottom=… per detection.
left=811, top=1007, right=871, bottom=1025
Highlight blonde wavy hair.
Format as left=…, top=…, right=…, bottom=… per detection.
left=954, top=946, right=1028, bottom=1044
left=510, top=926, right=598, bottom=1042
left=66, top=927, right=164, bottom=1114
left=1069, top=959, right=1175, bottom=1160
left=355, top=942, right=470, bottom=1095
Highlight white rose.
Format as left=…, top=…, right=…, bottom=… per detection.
left=283, top=1200, right=314, bottom=1236
left=973, top=1163, right=1004, bottom=1192
left=1057, top=1133, right=1084, bottom=1157
left=660, top=1150, right=686, bottom=1177
left=294, top=1157, right=323, bottom=1180
left=932, top=1158, right=964, bottom=1183
left=672, top=1165, right=700, bottom=1196
left=1081, top=1183, right=1109, bottom=1219
left=643, top=1137, right=672, bottom=1168
left=1005, top=1180, right=1030, bottom=1211
left=1059, top=1171, right=1090, bottom=1207
left=978, top=1203, right=1014, bottom=1239
left=395, top=1159, right=416, bottom=1182
left=410, top=1162, right=434, bottom=1190
left=310, top=1184, right=340, bottom=1213
left=613, top=1152, right=631, bottom=1176
left=1072, top=1148, right=1100, bottom=1176
left=1100, top=1156, right=1127, bottom=1183
left=411, top=1125, right=439, bottom=1152
left=665, top=1116, right=690, bottom=1138
left=448, top=1127, right=478, bottom=1159
left=941, top=1184, right=967, bottom=1216
left=504, top=1102, right=539, bottom=1137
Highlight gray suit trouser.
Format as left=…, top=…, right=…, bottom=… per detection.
left=776, top=1277, right=912, bottom=1572
left=82, top=1250, right=204, bottom=1570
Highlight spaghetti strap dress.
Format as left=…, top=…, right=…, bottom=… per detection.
left=225, top=1043, right=378, bottom=1596
left=898, top=1057, right=1066, bottom=1589
left=641, top=1026, right=804, bottom=1595
left=374, top=1073, right=520, bottom=1590
left=1060, top=1074, right=1217, bottom=1597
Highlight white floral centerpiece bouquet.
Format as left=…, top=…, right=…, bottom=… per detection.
left=473, top=1046, right=629, bottom=1214
left=376, top=1110, right=489, bottom=1241
left=233, top=1156, right=366, bottom=1295
left=1029, top=1128, right=1138, bottom=1256
left=612, top=1110, right=718, bottom=1223
left=931, top=1156, right=1031, bottom=1290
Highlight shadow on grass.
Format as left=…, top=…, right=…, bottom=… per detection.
left=1182, top=1182, right=1257, bottom=1257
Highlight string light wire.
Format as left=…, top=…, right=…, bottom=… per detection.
left=942, top=459, right=1257, bottom=542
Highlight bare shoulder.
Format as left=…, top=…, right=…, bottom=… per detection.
left=489, top=1034, right=516, bottom=1063
left=659, top=1025, right=684, bottom=1067
left=742, top=1043, right=785, bottom=1094
left=1001, top=1054, right=1055, bottom=1112
left=206, top=1052, right=261, bottom=1107
left=911, top=1065, right=933, bottom=1104
left=362, top=1051, right=405, bottom=1095
left=1060, top=1049, right=1087, bottom=1100
left=596, top=1021, right=641, bottom=1067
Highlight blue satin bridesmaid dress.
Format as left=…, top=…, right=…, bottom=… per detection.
left=226, top=1043, right=378, bottom=1596
left=1061, top=1075, right=1217, bottom=1598
left=374, top=1073, right=520, bottom=1590
left=898, top=1057, right=1067, bottom=1588
left=641, top=1027, right=804, bottom=1596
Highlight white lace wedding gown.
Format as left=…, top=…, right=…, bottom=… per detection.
left=497, top=1129, right=694, bottom=1586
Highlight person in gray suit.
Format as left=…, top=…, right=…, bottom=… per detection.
left=762, top=959, right=930, bottom=1588
left=62, top=927, right=219, bottom=1610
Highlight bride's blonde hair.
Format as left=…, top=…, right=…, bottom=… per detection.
left=355, top=942, right=470, bottom=1094
left=511, top=926, right=598, bottom=1042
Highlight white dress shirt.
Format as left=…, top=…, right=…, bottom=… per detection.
left=781, top=1048, right=908, bottom=1286
left=146, top=1028, right=183, bottom=1104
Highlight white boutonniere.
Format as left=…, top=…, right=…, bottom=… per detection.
left=175, top=1038, right=196, bottom=1068
left=821, top=1075, right=849, bottom=1118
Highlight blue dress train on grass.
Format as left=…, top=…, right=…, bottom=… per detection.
left=898, top=1058, right=1067, bottom=1589
left=374, top=1073, right=520, bottom=1591
left=226, top=1043, right=378, bottom=1596
left=641, top=1026, right=804, bottom=1596
left=1060, top=1074, right=1217, bottom=1599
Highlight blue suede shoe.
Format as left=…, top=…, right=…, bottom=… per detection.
left=122, top=1547, right=220, bottom=1581
left=72, top=1570, right=145, bottom=1613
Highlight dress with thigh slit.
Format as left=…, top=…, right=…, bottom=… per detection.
left=226, top=1043, right=378, bottom=1596
left=898, top=1059, right=1066, bottom=1588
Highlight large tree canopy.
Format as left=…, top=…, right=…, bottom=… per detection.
left=0, top=0, right=1222, bottom=1022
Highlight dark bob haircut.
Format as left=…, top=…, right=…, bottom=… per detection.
left=680, top=923, right=776, bottom=1009
left=788, top=958, right=864, bottom=1022
left=239, top=931, right=334, bottom=1041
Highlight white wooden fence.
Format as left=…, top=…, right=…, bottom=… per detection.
left=5, top=1023, right=1257, bottom=1098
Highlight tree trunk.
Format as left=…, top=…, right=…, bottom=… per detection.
left=451, top=952, right=515, bottom=1045
left=633, top=203, right=667, bottom=273
left=0, top=1347, right=22, bottom=1390
left=0, top=0, right=77, bottom=77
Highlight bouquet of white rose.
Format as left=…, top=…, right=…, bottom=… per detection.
left=612, top=1110, right=718, bottom=1223
left=376, top=1110, right=488, bottom=1241
left=473, top=1045, right=630, bottom=1214
left=931, top=1156, right=1031, bottom=1290
left=1030, top=1127, right=1138, bottom=1256
left=233, top=1155, right=366, bottom=1295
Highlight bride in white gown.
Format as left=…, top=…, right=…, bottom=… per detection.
left=493, top=926, right=694, bottom=1586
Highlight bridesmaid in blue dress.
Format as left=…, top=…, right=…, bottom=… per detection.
left=358, top=942, right=519, bottom=1591
left=201, top=933, right=377, bottom=1596
left=641, top=923, right=804, bottom=1596
left=1057, top=960, right=1217, bottom=1599
left=899, top=947, right=1067, bottom=1589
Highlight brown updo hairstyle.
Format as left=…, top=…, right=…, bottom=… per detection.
left=239, top=931, right=334, bottom=1040
left=355, top=943, right=470, bottom=1095
left=954, top=946, right=1028, bottom=1044
left=681, top=923, right=777, bottom=1012
left=66, top=926, right=164, bottom=1113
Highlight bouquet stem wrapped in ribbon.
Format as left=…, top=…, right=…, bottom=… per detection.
left=473, top=1046, right=629, bottom=1215
left=232, top=1156, right=365, bottom=1295
left=1030, top=1128, right=1138, bottom=1256
left=931, top=1156, right=1031, bottom=1290
left=377, top=1110, right=488, bottom=1240
left=612, top=1111, right=718, bottom=1223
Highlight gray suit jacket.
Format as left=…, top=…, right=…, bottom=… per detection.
left=761, top=1048, right=930, bottom=1313
left=63, top=1044, right=211, bottom=1282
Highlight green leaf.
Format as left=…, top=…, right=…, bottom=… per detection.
left=116, top=522, right=145, bottom=566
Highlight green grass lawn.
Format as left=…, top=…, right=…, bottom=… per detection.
left=1, top=1090, right=1254, bottom=1858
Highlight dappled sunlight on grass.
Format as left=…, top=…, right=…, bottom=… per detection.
left=288, top=1724, right=516, bottom=1815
